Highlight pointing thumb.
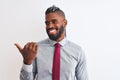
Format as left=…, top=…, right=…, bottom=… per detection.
left=14, top=43, right=23, bottom=53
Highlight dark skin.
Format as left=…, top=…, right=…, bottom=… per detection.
left=15, top=12, right=67, bottom=65
left=45, top=12, right=67, bottom=42
left=15, top=42, right=38, bottom=65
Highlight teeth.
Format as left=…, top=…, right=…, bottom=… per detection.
left=49, top=29, right=56, bottom=34
left=50, top=29, right=55, bottom=32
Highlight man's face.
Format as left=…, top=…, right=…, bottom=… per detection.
left=45, top=13, right=67, bottom=41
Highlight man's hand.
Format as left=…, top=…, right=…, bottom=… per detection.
left=14, top=42, right=39, bottom=65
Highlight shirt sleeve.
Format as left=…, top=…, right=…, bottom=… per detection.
left=75, top=49, right=88, bottom=80
left=22, top=64, right=33, bottom=72
left=20, top=59, right=37, bottom=80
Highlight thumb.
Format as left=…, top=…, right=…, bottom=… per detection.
left=14, top=43, right=23, bottom=53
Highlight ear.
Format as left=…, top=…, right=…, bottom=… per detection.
left=63, top=19, right=67, bottom=28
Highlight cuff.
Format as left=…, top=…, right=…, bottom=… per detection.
left=22, top=63, right=33, bottom=72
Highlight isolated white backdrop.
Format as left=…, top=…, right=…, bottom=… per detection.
left=0, top=0, right=120, bottom=80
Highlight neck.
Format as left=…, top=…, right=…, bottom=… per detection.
left=56, top=32, right=65, bottom=42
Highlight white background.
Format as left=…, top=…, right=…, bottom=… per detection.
left=0, top=0, right=120, bottom=80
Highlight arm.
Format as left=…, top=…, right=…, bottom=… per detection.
left=15, top=42, right=38, bottom=80
left=75, top=49, right=88, bottom=80
left=20, top=59, right=37, bottom=80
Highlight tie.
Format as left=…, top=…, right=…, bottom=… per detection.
left=52, top=43, right=61, bottom=80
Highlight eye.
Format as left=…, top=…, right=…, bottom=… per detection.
left=45, top=21, right=49, bottom=25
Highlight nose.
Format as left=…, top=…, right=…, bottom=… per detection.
left=49, top=22, right=54, bottom=28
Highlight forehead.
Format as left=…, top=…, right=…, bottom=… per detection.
left=45, top=13, right=64, bottom=21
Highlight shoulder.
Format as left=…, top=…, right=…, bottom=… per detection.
left=66, top=40, right=82, bottom=50
left=37, top=38, right=50, bottom=46
left=66, top=40, right=85, bottom=61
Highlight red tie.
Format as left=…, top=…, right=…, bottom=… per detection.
left=52, top=43, right=61, bottom=80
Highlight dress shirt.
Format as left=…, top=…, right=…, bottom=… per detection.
left=20, top=38, right=88, bottom=80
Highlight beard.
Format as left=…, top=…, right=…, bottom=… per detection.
left=46, top=25, right=65, bottom=41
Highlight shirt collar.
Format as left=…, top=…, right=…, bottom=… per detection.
left=48, top=37, right=67, bottom=46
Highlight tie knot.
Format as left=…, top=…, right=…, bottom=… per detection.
left=55, top=43, right=61, bottom=47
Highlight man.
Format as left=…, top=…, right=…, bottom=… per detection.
left=15, top=5, right=88, bottom=80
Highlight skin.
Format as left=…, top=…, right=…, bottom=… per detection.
left=15, top=12, right=67, bottom=65
left=14, top=42, right=39, bottom=65
left=45, top=12, right=67, bottom=42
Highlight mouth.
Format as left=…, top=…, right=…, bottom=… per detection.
left=47, top=28, right=57, bottom=35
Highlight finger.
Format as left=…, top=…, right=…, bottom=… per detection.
left=14, top=43, right=23, bottom=53
left=31, top=42, right=35, bottom=49
left=24, top=42, right=30, bottom=50
left=35, top=44, right=39, bottom=52
left=27, top=42, right=34, bottom=50
left=32, top=43, right=38, bottom=52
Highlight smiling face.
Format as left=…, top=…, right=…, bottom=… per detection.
left=45, top=12, right=67, bottom=42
